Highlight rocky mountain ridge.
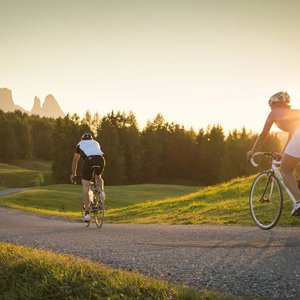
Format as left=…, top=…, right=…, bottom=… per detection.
left=0, top=88, right=65, bottom=118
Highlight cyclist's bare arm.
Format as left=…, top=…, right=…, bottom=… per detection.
left=246, top=115, right=274, bottom=161
left=71, top=153, right=80, bottom=183
left=253, top=115, right=274, bottom=151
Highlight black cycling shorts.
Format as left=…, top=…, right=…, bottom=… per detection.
left=82, top=155, right=105, bottom=181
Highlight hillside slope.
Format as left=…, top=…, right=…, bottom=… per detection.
left=1, top=175, right=299, bottom=227
left=106, top=176, right=300, bottom=227
left=0, top=162, right=51, bottom=188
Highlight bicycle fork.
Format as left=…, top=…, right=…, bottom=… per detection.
left=259, top=172, right=275, bottom=203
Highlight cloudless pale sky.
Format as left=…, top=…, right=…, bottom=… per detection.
left=1, top=0, right=300, bottom=133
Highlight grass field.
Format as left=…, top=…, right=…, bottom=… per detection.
left=11, top=159, right=52, bottom=172
left=1, top=242, right=233, bottom=300
left=0, top=160, right=52, bottom=188
left=0, top=184, right=201, bottom=219
left=1, top=176, right=300, bottom=227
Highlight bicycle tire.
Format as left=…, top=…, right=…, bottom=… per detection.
left=249, top=171, right=283, bottom=230
left=93, top=192, right=104, bottom=228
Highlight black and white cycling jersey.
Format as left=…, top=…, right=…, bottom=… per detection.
left=75, top=140, right=104, bottom=159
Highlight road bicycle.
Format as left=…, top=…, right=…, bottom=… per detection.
left=249, top=151, right=298, bottom=230
left=75, top=166, right=105, bottom=228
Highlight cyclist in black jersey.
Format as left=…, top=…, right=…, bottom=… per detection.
left=70, top=133, right=106, bottom=222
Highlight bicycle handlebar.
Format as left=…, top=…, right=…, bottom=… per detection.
left=250, top=152, right=281, bottom=167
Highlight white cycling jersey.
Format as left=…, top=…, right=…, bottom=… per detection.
left=76, top=140, right=104, bottom=159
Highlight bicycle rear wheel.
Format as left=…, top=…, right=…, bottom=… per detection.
left=249, top=171, right=283, bottom=230
left=93, top=192, right=104, bottom=228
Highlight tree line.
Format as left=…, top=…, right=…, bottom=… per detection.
left=0, top=109, right=281, bottom=186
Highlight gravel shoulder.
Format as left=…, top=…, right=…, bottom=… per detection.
left=1, top=207, right=300, bottom=299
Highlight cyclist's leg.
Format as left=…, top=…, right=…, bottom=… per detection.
left=82, top=179, right=90, bottom=211
left=94, top=156, right=105, bottom=201
left=294, top=163, right=300, bottom=178
left=94, top=155, right=105, bottom=191
left=95, top=174, right=104, bottom=190
left=281, top=153, right=300, bottom=200
left=82, top=158, right=93, bottom=213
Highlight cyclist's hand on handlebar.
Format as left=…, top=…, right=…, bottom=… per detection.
left=70, top=174, right=77, bottom=184
left=273, top=152, right=282, bottom=161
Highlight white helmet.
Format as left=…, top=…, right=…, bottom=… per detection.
left=268, top=91, right=290, bottom=107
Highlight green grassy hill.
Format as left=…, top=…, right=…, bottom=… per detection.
left=106, top=176, right=298, bottom=227
left=106, top=177, right=256, bottom=225
left=1, top=164, right=300, bottom=227
left=1, top=175, right=299, bottom=227
left=0, top=160, right=52, bottom=188
left=11, top=159, right=52, bottom=172
left=0, top=184, right=201, bottom=218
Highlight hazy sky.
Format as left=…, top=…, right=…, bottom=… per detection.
left=1, top=0, right=300, bottom=133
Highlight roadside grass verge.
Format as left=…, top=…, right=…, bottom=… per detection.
left=0, top=242, right=234, bottom=300
left=1, top=176, right=299, bottom=227
left=0, top=162, right=51, bottom=188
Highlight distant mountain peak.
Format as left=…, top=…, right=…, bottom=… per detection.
left=31, top=96, right=42, bottom=115
left=0, top=88, right=65, bottom=118
left=42, top=94, right=64, bottom=118
left=0, top=88, right=15, bottom=112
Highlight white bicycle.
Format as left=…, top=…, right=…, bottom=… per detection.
left=249, top=152, right=299, bottom=230
left=74, top=166, right=105, bottom=228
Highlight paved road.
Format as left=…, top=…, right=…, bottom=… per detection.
left=1, top=208, right=300, bottom=299
left=0, top=188, right=31, bottom=196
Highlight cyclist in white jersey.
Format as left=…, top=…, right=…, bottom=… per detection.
left=246, top=92, right=300, bottom=216
left=70, top=133, right=106, bottom=221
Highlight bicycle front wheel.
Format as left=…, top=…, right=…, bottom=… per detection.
left=249, top=171, right=283, bottom=230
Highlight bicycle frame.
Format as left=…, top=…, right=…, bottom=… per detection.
left=271, top=161, right=297, bottom=205
left=252, top=152, right=297, bottom=205
left=84, top=167, right=105, bottom=228
left=90, top=166, right=101, bottom=194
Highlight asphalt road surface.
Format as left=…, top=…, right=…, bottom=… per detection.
left=1, top=206, right=300, bottom=299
